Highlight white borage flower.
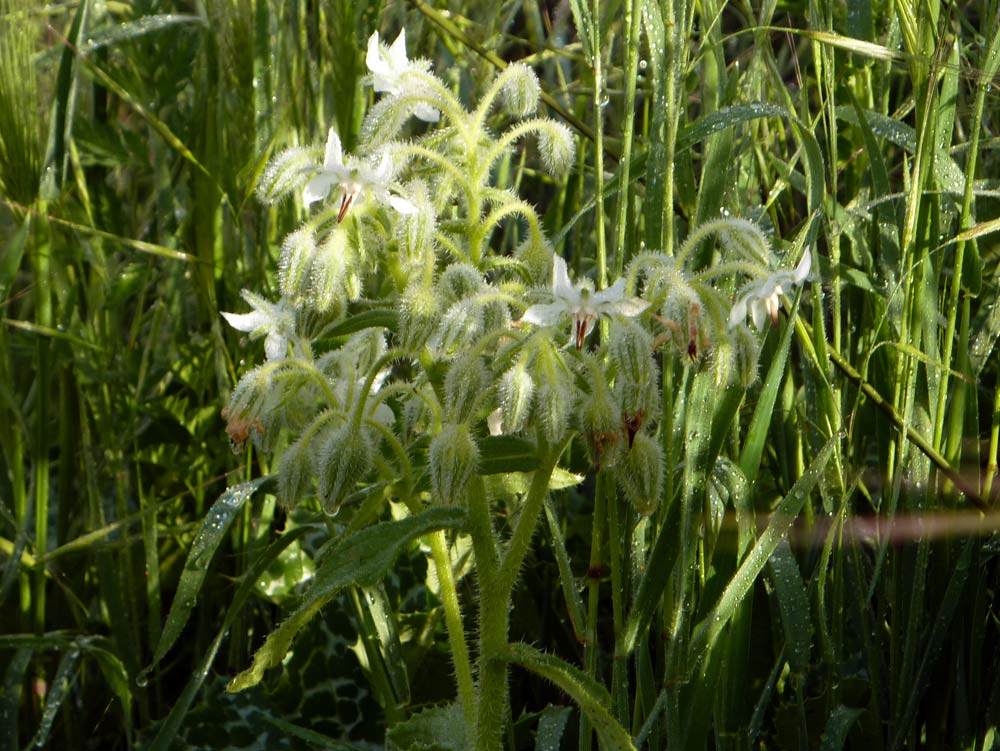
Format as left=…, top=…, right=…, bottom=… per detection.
left=303, top=127, right=417, bottom=221
left=365, top=30, right=440, bottom=123
left=222, top=291, right=296, bottom=361
left=520, top=255, right=649, bottom=349
left=728, top=248, right=812, bottom=330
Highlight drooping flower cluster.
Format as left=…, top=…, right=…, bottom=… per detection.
left=222, top=28, right=814, bottom=518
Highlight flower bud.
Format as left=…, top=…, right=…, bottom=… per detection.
left=444, top=353, right=487, bottom=423
left=615, top=432, right=664, bottom=516
left=278, top=226, right=318, bottom=302
left=581, top=382, right=624, bottom=470
left=531, top=340, right=576, bottom=445
left=310, top=227, right=352, bottom=313
left=499, top=361, right=535, bottom=433
left=609, top=319, right=660, bottom=436
left=732, top=324, right=761, bottom=387
left=257, top=145, right=320, bottom=204
left=537, top=121, right=575, bottom=177
left=399, top=279, right=441, bottom=353
left=437, top=264, right=485, bottom=307
left=319, top=425, right=373, bottom=515
left=499, top=63, right=540, bottom=117
left=515, top=237, right=553, bottom=287
left=277, top=433, right=314, bottom=509
left=429, top=423, right=479, bottom=505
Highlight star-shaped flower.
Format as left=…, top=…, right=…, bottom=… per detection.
left=366, top=30, right=440, bottom=123
left=728, top=248, right=812, bottom=329
left=222, top=291, right=296, bottom=361
left=520, top=256, right=649, bottom=349
left=303, top=127, right=417, bottom=221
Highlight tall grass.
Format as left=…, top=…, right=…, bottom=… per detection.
left=1, top=0, right=999, bottom=750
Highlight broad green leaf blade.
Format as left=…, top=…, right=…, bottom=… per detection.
left=478, top=434, right=540, bottom=474
left=500, top=643, right=636, bottom=751
left=535, top=705, right=573, bottom=751
left=322, top=309, right=399, bottom=339
left=689, top=432, right=839, bottom=668
left=766, top=540, right=812, bottom=674
left=144, top=526, right=314, bottom=751
left=87, top=647, right=131, bottom=727
left=228, top=506, right=466, bottom=692
left=386, top=702, right=466, bottom=751
left=151, top=478, right=269, bottom=666
left=820, top=705, right=865, bottom=751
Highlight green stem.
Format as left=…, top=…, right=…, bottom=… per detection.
left=427, top=530, right=476, bottom=727
left=579, top=470, right=608, bottom=751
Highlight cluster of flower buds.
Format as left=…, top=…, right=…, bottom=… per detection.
left=221, top=29, right=814, bottom=516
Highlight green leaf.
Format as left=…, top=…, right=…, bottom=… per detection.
left=819, top=705, right=865, bottom=751
left=535, top=705, right=573, bottom=751
left=678, top=103, right=825, bottom=215
left=766, top=540, right=812, bottom=674
left=689, top=432, right=839, bottom=669
left=478, top=434, right=540, bottom=474
left=386, top=702, right=466, bottom=751
left=228, top=506, right=466, bottom=692
left=499, top=643, right=636, bottom=751
left=0, top=648, right=31, bottom=751
left=151, top=478, right=269, bottom=666
left=322, top=308, right=399, bottom=339
left=144, top=526, right=313, bottom=751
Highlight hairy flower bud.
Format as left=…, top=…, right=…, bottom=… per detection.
left=399, top=279, right=441, bottom=353
left=499, top=361, right=535, bottom=434
left=429, top=423, right=479, bottom=505
left=278, top=226, right=318, bottom=302
left=581, top=382, right=624, bottom=470
left=444, top=353, right=487, bottom=423
left=499, top=63, right=540, bottom=118
left=616, top=432, right=664, bottom=516
left=319, top=425, right=373, bottom=515
left=609, top=319, right=660, bottom=440
left=531, top=340, right=576, bottom=445
left=537, top=121, right=575, bottom=177
left=277, top=432, right=314, bottom=509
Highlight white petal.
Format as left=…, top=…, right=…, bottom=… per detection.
left=264, top=331, right=287, bottom=361
left=593, top=278, right=626, bottom=306
left=612, top=296, right=649, bottom=318
left=222, top=310, right=269, bottom=333
left=551, top=255, right=576, bottom=299
left=521, top=301, right=568, bottom=327
left=388, top=30, right=409, bottom=69
left=729, top=294, right=750, bottom=329
left=303, top=174, right=337, bottom=205
left=388, top=194, right=417, bottom=215
left=366, top=32, right=386, bottom=76
left=793, top=248, right=811, bottom=284
left=487, top=408, right=503, bottom=436
left=413, top=102, right=440, bottom=123
left=750, top=298, right=767, bottom=329
left=324, top=127, right=344, bottom=170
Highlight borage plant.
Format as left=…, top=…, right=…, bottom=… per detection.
left=165, top=28, right=819, bottom=751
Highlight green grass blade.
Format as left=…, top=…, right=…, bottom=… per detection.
left=150, top=477, right=269, bottom=667
left=766, top=539, right=812, bottom=674
left=689, top=431, right=839, bottom=669
left=25, top=648, right=81, bottom=750
left=144, top=525, right=314, bottom=751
